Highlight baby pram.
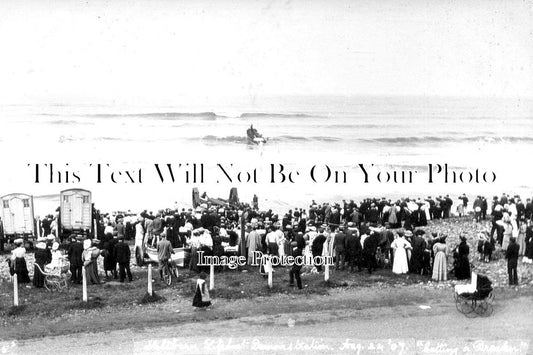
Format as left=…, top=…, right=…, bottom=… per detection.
left=454, top=272, right=494, bottom=317
left=34, top=262, right=71, bottom=292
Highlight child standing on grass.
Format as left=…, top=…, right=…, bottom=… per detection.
left=193, top=272, right=211, bottom=310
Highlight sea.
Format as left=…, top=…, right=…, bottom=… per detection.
left=1, top=95, right=532, bottom=217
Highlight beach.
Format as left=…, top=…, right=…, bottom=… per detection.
left=1, top=216, right=533, bottom=351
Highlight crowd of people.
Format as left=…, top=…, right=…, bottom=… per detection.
left=3, top=193, right=533, bottom=295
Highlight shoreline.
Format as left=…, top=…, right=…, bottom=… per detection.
left=28, top=188, right=531, bottom=218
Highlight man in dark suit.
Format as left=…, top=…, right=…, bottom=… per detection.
left=444, top=195, right=453, bottom=219
left=114, top=237, right=133, bottom=282
left=345, top=223, right=359, bottom=272
left=363, top=231, right=379, bottom=274
left=289, top=232, right=306, bottom=289
left=525, top=198, right=533, bottom=220
left=311, top=227, right=327, bottom=272
left=506, top=237, right=519, bottom=286
left=67, top=235, right=84, bottom=284
left=410, top=230, right=427, bottom=274
left=333, top=226, right=346, bottom=270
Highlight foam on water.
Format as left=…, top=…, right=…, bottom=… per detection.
left=1, top=96, right=532, bottom=214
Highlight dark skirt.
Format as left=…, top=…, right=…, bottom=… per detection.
left=11, top=258, right=31, bottom=283
left=454, top=256, right=471, bottom=280
left=192, top=285, right=211, bottom=308
left=267, top=242, right=279, bottom=256
left=85, top=261, right=101, bottom=284
left=103, top=253, right=116, bottom=271
left=33, top=264, right=46, bottom=288
left=526, top=240, right=533, bottom=259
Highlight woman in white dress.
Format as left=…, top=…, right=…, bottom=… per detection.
left=391, top=231, right=412, bottom=274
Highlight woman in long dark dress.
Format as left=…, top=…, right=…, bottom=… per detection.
left=82, top=239, right=101, bottom=284
left=9, top=239, right=31, bottom=283
left=454, top=235, right=471, bottom=280
left=33, top=241, right=51, bottom=288
left=211, top=233, right=225, bottom=273
left=102, top=233, right=117, bottom=278
left=192, top=272, right=211, bottom=309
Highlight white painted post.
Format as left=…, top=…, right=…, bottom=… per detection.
left=147, top=264, right=153, bottom=296
left=325, top=251, right=330, bottom=282
left=267, top=256, right=273, bottom=289
left=209, top=263, right=215, bottom=291
left=93, top=219, right=98, bottom=240
left=82, top=266, right=88, bottom=302
left=13, top=274, right=19, bottom=306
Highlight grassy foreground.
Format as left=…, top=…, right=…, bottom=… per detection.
left=1, top=217, right=533, bottom=340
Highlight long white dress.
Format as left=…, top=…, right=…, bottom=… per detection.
left=391, top=237, right=411, bottom=274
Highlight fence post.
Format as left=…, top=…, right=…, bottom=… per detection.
left=325, top=251, right=330, bottom=282
left=209, top=263, right=215, bottom=291
left=267, top=256, right=273, bottom=289
left=147, top=264, right=153, bottom=296
left=13, top=274, right=19, bottom=306
left=82, top=266, right=88, bottom=302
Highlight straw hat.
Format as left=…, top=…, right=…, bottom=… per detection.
left=14, top=238, right=23, bottom=245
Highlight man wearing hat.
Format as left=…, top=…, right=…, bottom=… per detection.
left=333, top=226, right=346, bottom=270
left=67, top=235, right=84, bottom=284
left=289, top=232, right=306, bottom=289
left=114, top=237, right=133, bottom=282
left=506, top=237, right=520, bottom=286
left=410, top=230, right=426, bottom=275
left=311, top=226, right=327, bottom=272
left=345, top=223, right=360, bottom=272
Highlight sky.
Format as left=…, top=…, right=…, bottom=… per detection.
left=0, top=0, right=532, bottom=106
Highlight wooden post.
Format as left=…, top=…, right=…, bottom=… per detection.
left=13, top=274, right=19, bottom=306
left=93, top=219, right=98, bottom=240
left=325, top=251, right=330, bottom=282
left=209, top=263, right=215, bottom=291
left=147, top=264, right=153, bottom=296
left=82, top=266, right=88, bottom=302
left=267, top=256, right=273, bottom=289
left=240, top=214, right=246, bottom=257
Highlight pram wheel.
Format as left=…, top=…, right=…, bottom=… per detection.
left=474, top=292, right=494, bottom=317
left=474, top=300, right=493, bottom=317
left=455, top=295, right=475, bottom=315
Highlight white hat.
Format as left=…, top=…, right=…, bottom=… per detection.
left=37, top=236, right=46, bottom=242
left=52, top=242, right=59, bottom=251
left=83, top=239, right=92, bottom=250
left=14, top=238, right=23, bottom=245
left=36, top=242, right=47, bottom=249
